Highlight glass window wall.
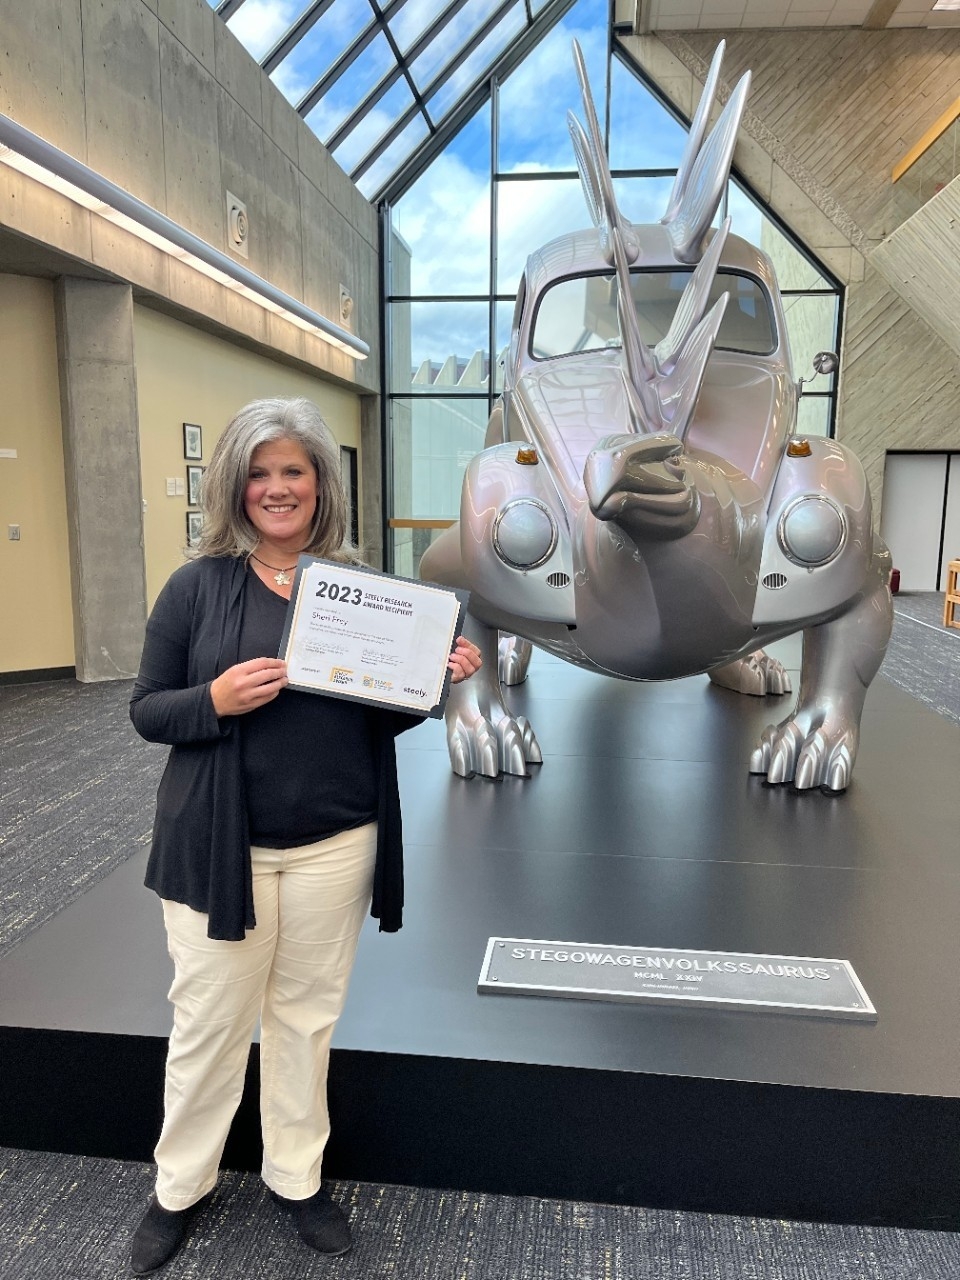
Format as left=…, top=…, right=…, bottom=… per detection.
left=211, top=0, right=843, bottom=576
left=609, top=56, right=688, bottom=172
left=389, top=301, right=492, bottom=394
left=388, top=106, right=492, bottom=296
left=380, top=2, right=842, bottom=572
left=389, top=395, right=490, bottom=520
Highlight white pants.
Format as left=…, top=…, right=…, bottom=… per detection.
left=154, top=823, right=378, bottom=1210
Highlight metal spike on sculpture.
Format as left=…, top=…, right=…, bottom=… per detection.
left=420, top=40, right=892, bottom=794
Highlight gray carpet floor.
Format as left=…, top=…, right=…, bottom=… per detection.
left=2, top=595, right=959, bottom=1277
left=880, top=592, right=960, bottom=723
left=0, top=678, right=164, bottom=957
left=2, top=1146, right=959, bottom=1280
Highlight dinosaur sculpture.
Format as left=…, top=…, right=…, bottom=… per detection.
left=420, top=40, right=892, bottom=794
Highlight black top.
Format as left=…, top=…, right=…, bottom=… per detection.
left=239, top=568, right=378, bottom=847
left=130, top=556, right=423, bottom=941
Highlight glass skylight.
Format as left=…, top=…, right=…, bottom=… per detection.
left=212, top=0, right=578, bottom=199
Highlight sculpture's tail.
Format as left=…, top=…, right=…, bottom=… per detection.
left=567, top=40, right=732, bottom=443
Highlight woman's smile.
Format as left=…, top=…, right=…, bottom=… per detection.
left=244, top=438, right=319, bottom=553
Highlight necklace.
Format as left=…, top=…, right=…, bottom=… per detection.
left=250, top=552, right=298, bottom=587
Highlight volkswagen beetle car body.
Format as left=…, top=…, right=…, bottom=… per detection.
left=421, top=41, right=892, bottom=793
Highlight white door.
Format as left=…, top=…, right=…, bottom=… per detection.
left=879, top=453, right=948, bottom=591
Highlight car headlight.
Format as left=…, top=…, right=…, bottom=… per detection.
left=777, top=495, right=846, bottom=567
left=493, top=499, right=558, bottom=569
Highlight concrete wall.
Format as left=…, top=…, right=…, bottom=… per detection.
left=0, top=0, right=385, bottom=674
left=871, top=174, right=960, bottom=359
left=0, top=276, right=74, bottom=673
left=0, top=0, right=379, bottom=393
left=134, top=304, right=363, bottom=607
left=619, top=29, right=960, bottom=516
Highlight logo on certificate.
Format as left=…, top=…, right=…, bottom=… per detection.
left=363, top=675, right=393, bottom=691
left=329, top=667, right=354, bottom=686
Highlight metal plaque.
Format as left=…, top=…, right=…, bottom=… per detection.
left=478, top=938, right=876, bottom=1020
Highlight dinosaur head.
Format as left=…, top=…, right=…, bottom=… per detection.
left=584, top=433, right=701, bottom=541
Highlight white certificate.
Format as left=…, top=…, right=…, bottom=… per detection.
left=278, top=556, right=468, bottom=717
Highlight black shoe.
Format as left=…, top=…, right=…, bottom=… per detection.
left=130, top=1192, right=212, bottom=1274
left=270, top=1186, right=352, bottom=1255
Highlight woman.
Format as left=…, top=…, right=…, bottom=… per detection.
left=129, top=397, right=480, bottom=1274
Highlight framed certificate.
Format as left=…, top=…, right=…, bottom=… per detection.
left=278, top=556, right=469, bottom=717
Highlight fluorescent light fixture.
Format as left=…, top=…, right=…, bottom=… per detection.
left=933, top=1, right=960, bottom=10
left=0, top=111, right=368, bottom=360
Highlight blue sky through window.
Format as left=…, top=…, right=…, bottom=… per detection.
left=209, top=0, right=838, bottom=404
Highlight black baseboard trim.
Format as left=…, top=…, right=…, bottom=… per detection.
left=0, top=667, right=75, bottom=686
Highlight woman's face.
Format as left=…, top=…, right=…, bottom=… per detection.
left=244, top=437, right=320, bottom=553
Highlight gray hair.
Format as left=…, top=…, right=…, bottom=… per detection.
left=196, top=397, right=356, bottom=562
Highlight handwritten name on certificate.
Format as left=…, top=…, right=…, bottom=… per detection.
left=278, top=557, right=468, bottom=717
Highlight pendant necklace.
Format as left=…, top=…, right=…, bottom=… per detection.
left=250, top=553, right=298, bottom=587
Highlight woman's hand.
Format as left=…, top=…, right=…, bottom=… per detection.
left=210, top=658, right=288, bottom=716
left=447, top=636, right=482, bottom=684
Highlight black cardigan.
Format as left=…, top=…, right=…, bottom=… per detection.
left=130, top=556, right=420, bottom=940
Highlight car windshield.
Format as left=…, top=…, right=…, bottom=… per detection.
left=531, top=269, right=777, bottom=360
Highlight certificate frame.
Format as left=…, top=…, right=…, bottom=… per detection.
left=278, top=556, right=469, bottom=718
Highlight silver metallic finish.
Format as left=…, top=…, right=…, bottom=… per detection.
left=777, top=495, right=846, bottom=567
left=498, top=633, right=533, bottom=686
left=798, top=349, right=838, bottom=391
left=420, top=41, right=892, bottom=794
left=813, top=350, right=839, bottom=376
left=493, top=499, right=558, bottom=569
left=478, top=938, right=877, bottom=1019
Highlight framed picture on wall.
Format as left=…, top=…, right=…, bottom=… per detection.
left=186, top=510, right=203, bottom=549
left=183, top=423, right=203, bottom=460
left=186, top=465, right=205, bottom=507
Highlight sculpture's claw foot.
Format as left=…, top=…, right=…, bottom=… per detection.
left=448, top=709, right=542, bottom=779
left=750, top=713, right=857, bottom=793
left=498, top=634, right=533, bottom=687
left=709, top=650, right=792, bottom=697
left=449, top=715, right=499, bottom=779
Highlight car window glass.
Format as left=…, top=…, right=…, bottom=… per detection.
left=531, top=270, right=777, bottom=360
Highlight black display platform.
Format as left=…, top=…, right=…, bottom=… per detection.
left=3, top=642, right=960, bottom=1229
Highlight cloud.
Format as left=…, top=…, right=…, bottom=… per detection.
left=390, top=149, right=494, bottom=298
left=495, top=7, right=607, bottom=173
left=391, top=0, right=473, bottom=56
left=270, top=60, right=314, bottom=108
left=226, top=0, right=301, bottom=62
